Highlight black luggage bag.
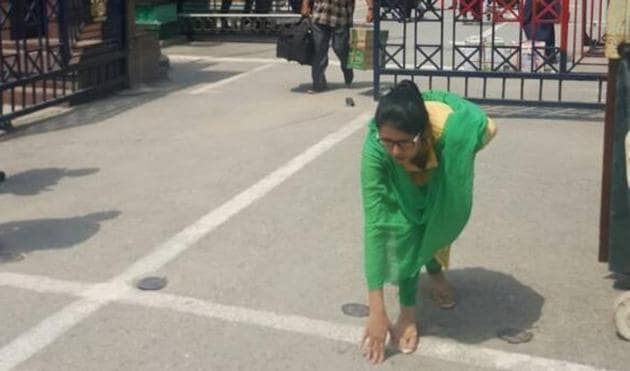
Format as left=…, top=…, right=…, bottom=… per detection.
left=276, top=17, right=314, bottom=65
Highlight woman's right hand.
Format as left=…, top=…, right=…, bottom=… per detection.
left=300, top=1, right=311, bottom=17
left=361, top=312, right=391, bottom=364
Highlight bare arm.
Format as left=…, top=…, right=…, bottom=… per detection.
left=368, top=289, right=386, bottom=317
left=361, top=138, right=391, bottom=364
left=482, top=118, right=498, bottom=146
left=301, top=0, right=311, bottom=17
left=362, top=289, right=390, bottom=364
left=365, top=0, right=374, bottom=22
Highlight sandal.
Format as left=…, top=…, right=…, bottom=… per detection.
left=430, top=288, right=456, bottom=309
left=391, top=321, right=419, bottom=354
left=429, top=277, right=456, bottom=309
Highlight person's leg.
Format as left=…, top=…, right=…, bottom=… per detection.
left=461, top=0, right=470, bottom=18
left=289, top=0, right=301, bottom=13
left=220, top=0, right=232, bottom=29
left=311, top=23, right=332, bottom=91
left=396, top=273, right=420, bottom=353
left=404, top=0, right=413, bottom=18
left=473, top=0, right=482, bottom=21
left=398, top=273, right=419, bottom=307
left=425, top=257, right=442, bottom=274
left=426, top=258, right=456, bottom=309
left=331, top=25, right=353, bottom=86
left=244, top=0, right=254, bottom=13
left=546, top=27, right=557, bottom=63
left=220, top=0, right=232, bottom=13
left=254, top=0, right=271, bottom=13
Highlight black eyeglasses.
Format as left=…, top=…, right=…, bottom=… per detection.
left=376, top=132, right=420, bottom=151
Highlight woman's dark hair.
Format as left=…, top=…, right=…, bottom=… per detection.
left=375, top=80, right=429, bottom=136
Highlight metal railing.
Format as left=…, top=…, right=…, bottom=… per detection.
left=178, top=0, right=301, bottom=37
left=372, top=0, right=608, bottom=108
left=0, top=0, right=127, bottom=128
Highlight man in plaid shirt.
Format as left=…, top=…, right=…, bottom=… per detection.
left=301, top=0, right=374, bottom=93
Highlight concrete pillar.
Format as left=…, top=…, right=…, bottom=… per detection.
left=126, top=0, right=166, bottom=86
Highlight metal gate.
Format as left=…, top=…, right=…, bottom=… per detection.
left=179, top=0, right=300, bottom=38
left=1, top=0, right=128, bottom=129
left=373, top=0, right=608, bottom=108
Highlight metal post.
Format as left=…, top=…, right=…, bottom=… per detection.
left=373, top=0, right=381, bottom=101
left=125, top=0, right=136, bottom=87
left=126, top=0, right=137, bottom=43
left=58, top=0, right=71, bottom=66
left=599, top=57, right=618, bottom=262
left=559, top=0, right=569, bottom=73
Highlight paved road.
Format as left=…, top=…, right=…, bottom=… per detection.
left=0, top=32, right=626, bottom=371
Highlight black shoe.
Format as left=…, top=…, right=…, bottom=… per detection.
left=308, top=81, right=328, bottom=94
left=343, top=69, right=354, bottom=87
left=583, top=32, right=594, bottom=46
left=0, top=171, right=5, bottom=182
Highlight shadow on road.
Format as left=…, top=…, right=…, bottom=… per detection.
left=0, top=168, right=99, bottom=196
left=0, top=60, right=241, bottom=141
left=417, top=267, right=544, bottom=344
left=0, top=211, right=121, bottom=263
left=291, top=81, right=375, bottom=94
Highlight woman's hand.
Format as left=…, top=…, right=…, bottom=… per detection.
left=366, top=8, right=374, bottom=23
left=361, top=311, right=391, bottom=364
left=365, top=0, right=374, bottom=23
left=300, top=0, right=311, bottom=17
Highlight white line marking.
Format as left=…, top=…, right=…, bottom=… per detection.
left=169, top=54, right=344, bottom=67
left=0, top=272, right=607, bottom=371
left=169, top=55, right=286, bottom=65
left=169, top=54, right=454, bottom=70
left=0, top=113, right=371, bottom=371
left=124, top=291, right=364, bottom=344
left=0, top=272, right=90, bottom=296
left=123, top=293, right=605, bottom=371
left=482, top=22, right=508, bottom=39
left=0, top=300, right=103, bottom=371
left=188, top=63, right=275, bottom=94
left=114, top=113, right=370, bottom=282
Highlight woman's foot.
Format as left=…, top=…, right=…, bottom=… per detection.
left=392, top=306, right=419, bottom=354
left=429, top=272, right=456, bottom=309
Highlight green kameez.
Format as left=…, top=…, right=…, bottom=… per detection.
left=360, top=91, right=488, bottom=304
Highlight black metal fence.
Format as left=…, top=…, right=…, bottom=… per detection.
left=178, top=0, right=301, bottom=37
left=0, top=0, right=128, bottom=129
left=373, top=0, right=608, bottom=108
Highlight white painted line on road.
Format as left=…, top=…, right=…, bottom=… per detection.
left=124, top=292, right=605, bottom=371
left=188, top=63, right=275, bottom=94
left=0, top=299, right=103, bottom=371
left=0, top=112, right=371, bottom=371
left=169, top=55, right=286, bottom=65
left=169, top=54, right=344, bottom=67
left=125, top=291, right=363, bottom=344
left=0, top=272, right=607, bottom=371
left=115, top=112, right=370, bottom=282
left=0, top=272, right=90, bottom=296
left=168, top=54, right=453, bottom=71
left=482, top=22, right=508, bottom=39
left=0, top=278, right=132, bottom=371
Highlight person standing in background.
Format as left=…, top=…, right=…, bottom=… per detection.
left=522, top=0, right=560, bottom=63
left=301, top=0, right=374, bottom=93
